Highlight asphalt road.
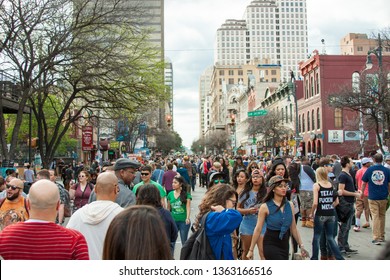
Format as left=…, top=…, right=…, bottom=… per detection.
left=173, top=183, right=389, bottom=260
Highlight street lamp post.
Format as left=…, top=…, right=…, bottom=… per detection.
left=287, top=72, right=300, bottom=156
left=365, top=33, right=384, bottom=152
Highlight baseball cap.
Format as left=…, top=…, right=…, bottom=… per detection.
left=361, top=157, right=373, bottom=165
left=268, top=175, right=290, bottom=188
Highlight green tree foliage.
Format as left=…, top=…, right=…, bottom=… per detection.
left=0, top=0, right=168, bottom=167
left=155, top=129, right=182, bottom=156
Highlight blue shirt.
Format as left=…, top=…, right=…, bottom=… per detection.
left=265, top=199, right=292, bottom=240
left=205, top=209, right=242, bottom=260
left=362, top=164, right=390, bottom=200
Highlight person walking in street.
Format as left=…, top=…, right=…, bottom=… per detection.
left=354, top=157, right=373, bottom=232
left=136, top=184, right=178, bottom=257
left=69, top=170, right=94, bottom=211
left=167, top=175, right=192, bottom=248
left=247, top=175, right=309, bottom=260
left=133, top=165, right=167, bottom=208
left=193, top=184, right=242, bottom=260
left=337, top=156, right=361, bottom=255
left=103, top=205, right=172, bottom=260
left=23, top=165, right=34, bottom=184
left=309, top=167, right=344, bottom=260
left=0, top=179, right=89, bottom=259
left=67, top=172, right=123, bottom=259
left=237, top=169, right=267, bottom=260
left=361, top=153, right=390, bottom=245
left=0, top=178, right=29, bottom=231
left=162, top=163, right=178, bottom=195
left=89, top=158, right=140, bottom=208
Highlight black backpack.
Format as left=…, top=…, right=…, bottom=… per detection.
left=180, top=212, right=216, bottom=260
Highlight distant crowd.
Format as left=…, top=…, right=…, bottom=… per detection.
left=0, top=152, right=389, bottom=260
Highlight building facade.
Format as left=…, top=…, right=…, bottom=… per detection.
left=214, top=0, right=308, bottom=82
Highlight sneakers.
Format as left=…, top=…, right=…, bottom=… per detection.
left=372, top=240, right=381, bottom=245
left=353, top=226, right=361, bottom=232
left=305, top=220, right=314, bottom=228
left=362, top=223, right=370, bottom=228
left=345, top=248, right=358, bottom=254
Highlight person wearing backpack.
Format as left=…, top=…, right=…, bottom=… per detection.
left=49, top=169, right=69, bottom=225
left=191, top=184, right=242, bottom=260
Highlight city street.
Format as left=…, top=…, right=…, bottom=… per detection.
left=173, top=183, right=389, bottom=260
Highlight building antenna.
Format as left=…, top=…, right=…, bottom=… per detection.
left=321, top=39, right=326, bottom=55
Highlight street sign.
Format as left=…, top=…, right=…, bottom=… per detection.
left=248, top=110, right=267, bottom=117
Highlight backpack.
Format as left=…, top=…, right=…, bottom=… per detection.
left=63, top=189, right=72, bottom=217
left=191, top=164, right=197, bottom=177
left=180, top=212, right=216, bottom=260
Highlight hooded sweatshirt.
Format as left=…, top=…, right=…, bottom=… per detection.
left=66, top=200, right=123, bottom=259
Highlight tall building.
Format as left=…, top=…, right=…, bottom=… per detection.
left=214, top=0, right=308, bottom=82
left=199, top=66, right=213, bottom=138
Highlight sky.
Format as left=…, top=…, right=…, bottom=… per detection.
left=164, top=0, right=390, bottom=148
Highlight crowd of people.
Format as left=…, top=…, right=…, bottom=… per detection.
left=0, top=152, right=389, bottom=260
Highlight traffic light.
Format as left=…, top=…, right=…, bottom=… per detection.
left=230, top=114, right=235, bottom=125
left=166, top=115, right=172, bottom=127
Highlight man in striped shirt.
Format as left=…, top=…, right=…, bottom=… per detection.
left=0, top=179, right=89, bottom=260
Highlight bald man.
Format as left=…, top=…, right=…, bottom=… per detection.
left=0, top=178, right=29, bottom=231
left=66, top=172, right=123, bottom=259
left=0, top=179, right=89, bottom=259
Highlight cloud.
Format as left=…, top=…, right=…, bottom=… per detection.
left=165, top=0, right=390, bottom=148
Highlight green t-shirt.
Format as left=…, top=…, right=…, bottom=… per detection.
left=133, top=180, right=167, bottom=198
left=167, top=191, right=192, bottom=222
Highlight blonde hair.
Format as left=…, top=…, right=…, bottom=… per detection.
left=315, top=167, right=329, bottom=182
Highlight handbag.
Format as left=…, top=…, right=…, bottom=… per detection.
left=336, top=196, right=353, bottom=223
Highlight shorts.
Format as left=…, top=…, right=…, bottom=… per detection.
left=299, top=190, right=314, bottom=211
left=239, top=214, right=266, bottom=235
left=355, top=197, right=370, bottom=216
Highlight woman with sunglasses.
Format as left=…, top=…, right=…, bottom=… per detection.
left=192, top=184, right=242, bottom=260
left=237, top=169, right=267, bottom=260
left=246, top=161, right=260, bottom=176
left=247, top=175, right=309, bottom=260
left=70, top=170, right=94, bottom=211
left=167, top=175, right=192, bottom=249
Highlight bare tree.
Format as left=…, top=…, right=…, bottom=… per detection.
left=247, top=110, right=292, bottom=154
left=204, top=130, right=230, bottom=155
left=0, top=0, right=167, bottom=166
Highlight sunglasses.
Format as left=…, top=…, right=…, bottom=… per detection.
left=141, top=173, right=150, bottom=176
left=325, top=164, right=334, bottom=167
left=228, top=198, right=237, bottom=207
left=214, top=179, right=225, bottom=184
left=6, top=184, right=21, bottom=190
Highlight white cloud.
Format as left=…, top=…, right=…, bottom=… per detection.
left=165, top=0, right=390, bottom=148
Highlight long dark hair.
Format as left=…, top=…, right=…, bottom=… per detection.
left=240, top=173, right=266, bottom=206
left=136, top=184, right=162, bottom=208
left=173, top=175, right=188, bottom=204
left=262, top=183, right=287, bottom=213
left=232, top=169, right=249, bottom=190
left=193, top=184, right=237, bottom=230
left=103, top=205, right=171, bottom=260
left=287, top=162, right=300, bottom=194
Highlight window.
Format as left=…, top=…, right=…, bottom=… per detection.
left=312, top=110, right=315, bottom=131
left=307, top=112, right=310, bottom=131
left=290, top=104, right=293, bottom=122
left=229, top=70, right=234, bottom=75
left=302, top=114, right=305, bottom=132
left=281, top=108, right=284, bottom=124
left=219, top=70, right=225, bottom=75
left=298, top=115, right=301, bottom=132
left=285, top=106, right=288, bottom=123
left=334, top=108, right=343, bottom=128
left=228, top=78, right=234, bottom=84
left=317, top=108, right=321, bottom=129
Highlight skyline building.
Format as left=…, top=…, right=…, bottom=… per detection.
left=214, top=0, right=308, bottom=82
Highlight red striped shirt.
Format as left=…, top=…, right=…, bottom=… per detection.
left=0, top=222, right=89, bottom=260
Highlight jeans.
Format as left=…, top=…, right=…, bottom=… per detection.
left=311, top=215, right=344, bottom=260
left=176, top=221, right=191, bottom=245
left=190, top=175, right=196, bottom=191
left=337, top=203, right=354, bottom=251
left=320, top=209, right=338, bottom=257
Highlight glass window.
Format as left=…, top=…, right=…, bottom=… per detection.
left=317, top=108, right=321, bottom=129
left=334, top=108, right=343, bottom=128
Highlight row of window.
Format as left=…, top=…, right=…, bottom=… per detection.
left=218, top=69, right=277, bottom=76
left=305, top=73, right=320, bottom=99
left=298, top=108, right=321, bottom=133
